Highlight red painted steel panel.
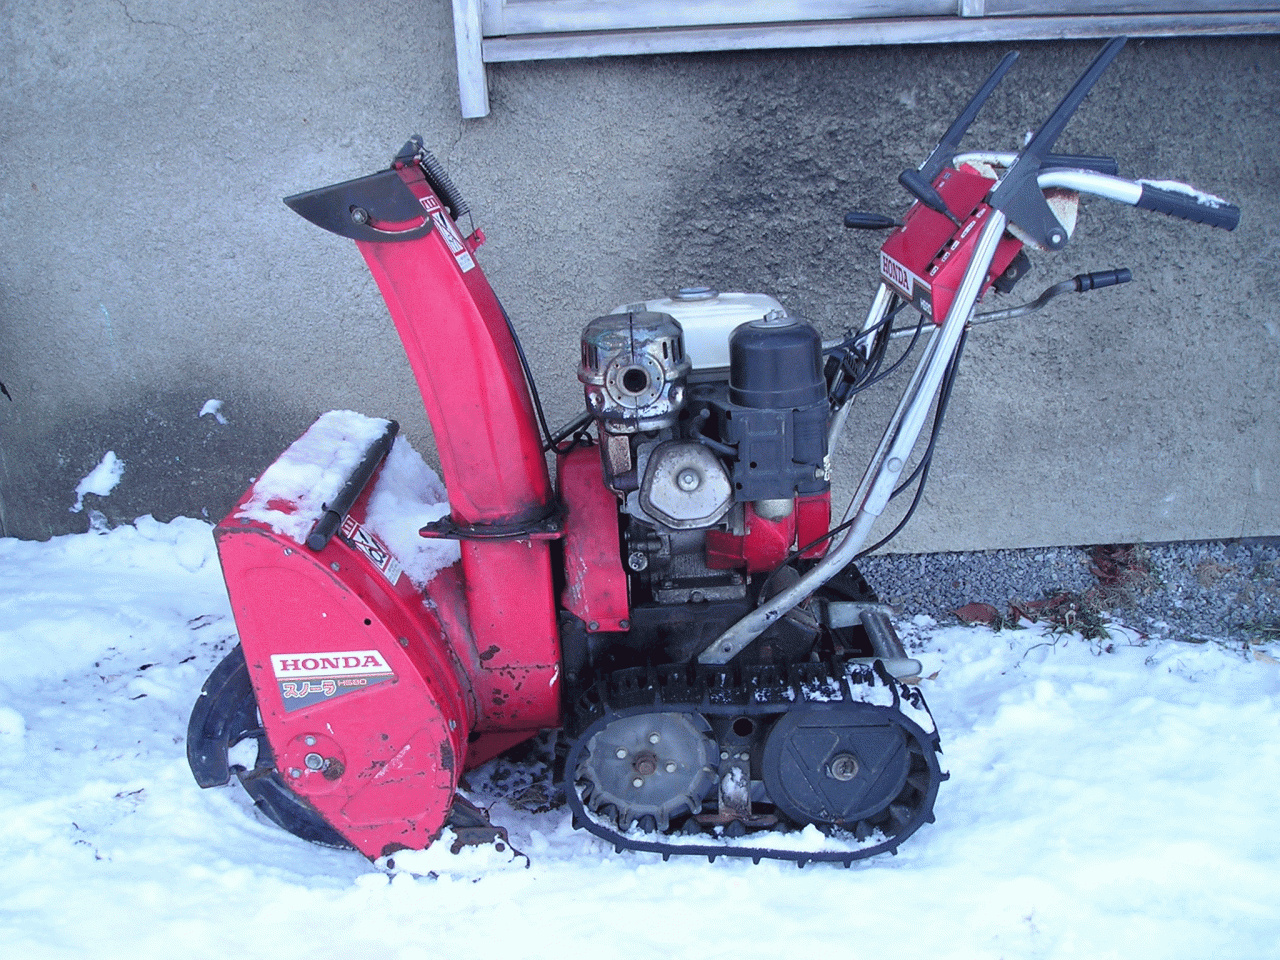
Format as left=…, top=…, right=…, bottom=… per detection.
left=216, top=499, right=471, bottom=859
left=558, top=445, right=630, bottom=632
left=796, top=492, right=832, bottom=559
left=349, top=164, right=564, bottom=734
left=354, top=164, right=552, bottom=526
left=879, top=164, right=1023, bottom=324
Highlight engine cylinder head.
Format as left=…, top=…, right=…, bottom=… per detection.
left=580, top=311, right=691, bottom=434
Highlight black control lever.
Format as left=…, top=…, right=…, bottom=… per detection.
left=989, top=37, right=1128, bottom=250
left=1074, top=267, right=1131, bottom=291
left=898, top=170, right=963, bottom=226
left=843, top=212, right=902, bottom=230
left=1043, top=153, right=1120, bottom=176
left=915, top=51, right=1020, bottom=183
left=970, top=267, right=1132, bottom=325
left=895, top=50, right=1020, bottom=225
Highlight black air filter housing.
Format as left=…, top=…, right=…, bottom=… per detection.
left=720, top=313, right=829, bottom=501
left=728, top=315, right=826, bottom=409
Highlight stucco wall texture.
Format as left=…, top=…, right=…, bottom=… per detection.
left=2, top=2, right=1277, bottom=552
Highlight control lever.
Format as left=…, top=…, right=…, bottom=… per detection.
left=898, top=170, right=964, bottom=226
left=969, top=267, right=1133, bottom=326
left=843, top=211, right=901, bottom=230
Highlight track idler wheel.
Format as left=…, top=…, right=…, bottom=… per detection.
left=761, top=700, right=941, bottom=846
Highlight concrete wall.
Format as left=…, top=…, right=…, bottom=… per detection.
left=2, top=1, right=1277, bottom=551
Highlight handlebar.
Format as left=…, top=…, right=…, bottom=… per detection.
left=952, top=153, right=1240, bottom=232
left=1034, top=168, right=1240, bottom=231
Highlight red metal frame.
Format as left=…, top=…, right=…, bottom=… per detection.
left=559, top=445, right=630, bottom=632
left=878, top=165, right=1024, bottom=323
left=704, top=492, right=831, bottom=573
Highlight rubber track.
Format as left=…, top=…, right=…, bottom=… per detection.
left=563, top=659, right=946, bottom=867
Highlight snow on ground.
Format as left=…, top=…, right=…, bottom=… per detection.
left=0, top=518, right=1277, bottom=960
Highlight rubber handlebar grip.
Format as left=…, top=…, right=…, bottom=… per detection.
left=1074, top=268, right=1132, bottom=292
left=1136, top=184, right=1240, bottom=231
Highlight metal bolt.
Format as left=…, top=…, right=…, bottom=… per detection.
left=676, top=468, right=701, bottom=492
left=665, top=762, right=677, bottom=774
left=628, top=552, right=648, bottom=571
left=887, top=457, right=903, bottom=472
left=737, top=752, right=749, bottom=761
left=588, top=621, right=600, bottom=632
left=351, top=207, right=369, bottom=224
left=616, top=747, right=628, bottom=759
left=828, top=753, right=860, bottom=782
left=720, top=750, right=730, bottom=760
left=304, top=752, right=325, bottom=771
left=619, top=619, right=630, bottom=630
left=648, top=732, right=660, bottom=744
left=304, top=735, right=317, bottom=746
left=330, top=562, right=340, bottom=572
left=283, top=548, right=293, bottom=556
left=632, top=777, right=644, bottom=788
left=288, top=768, right=302, bottom=779
left=449, top=720, right=457, bottom=731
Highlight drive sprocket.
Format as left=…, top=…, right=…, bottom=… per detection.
left=575, top=711, right=718, bottom=831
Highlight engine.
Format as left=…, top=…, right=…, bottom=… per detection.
left=576, top=288, right=833, bottom=667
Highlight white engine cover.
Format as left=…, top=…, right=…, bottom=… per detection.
left=612, top=288, right=785, bottom=372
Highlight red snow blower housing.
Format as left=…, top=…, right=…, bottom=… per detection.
left=188, top=38, right=1238, bottom=866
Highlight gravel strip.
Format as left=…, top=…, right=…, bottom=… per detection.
left=858, top=538, right=1280, bottom=646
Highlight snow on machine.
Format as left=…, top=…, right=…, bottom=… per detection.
left=187, top=38, right=1239, bottom=865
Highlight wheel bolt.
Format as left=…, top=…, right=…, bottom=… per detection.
left=665, top=762, right=677, bottom=774
left=615, top=747, right=628, bottom=759
left=648, top=732, right=660, bottom=744
left=828, top=753, right=860, bottom=782
left=632, top=777, right=644, bottom=788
